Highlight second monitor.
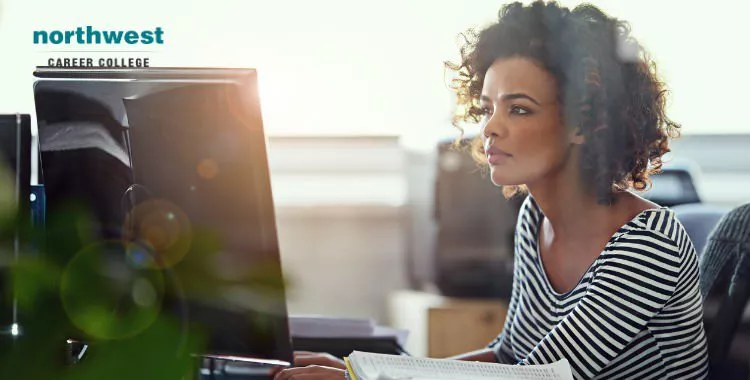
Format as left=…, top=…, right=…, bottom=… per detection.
left=33, top=67, right=293, bottom=367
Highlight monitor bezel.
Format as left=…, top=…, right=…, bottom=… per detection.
left=33, top=67, right=257, bottom=81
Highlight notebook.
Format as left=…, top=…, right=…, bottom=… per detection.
left=344, top=351, right=574, bottom=380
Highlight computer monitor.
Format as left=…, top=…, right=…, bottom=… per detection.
left=32, top=67, right=293, bottom=366
left=0, top=114, right=31, bottom=338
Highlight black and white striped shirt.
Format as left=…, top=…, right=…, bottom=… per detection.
left=489, top=196, right=709, bottom=379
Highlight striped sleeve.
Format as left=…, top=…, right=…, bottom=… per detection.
left=488, top=197, right=533, bottom=363
left=519, top=229, right=682, bottom=379
left=488, top=238, right=521, bottom=363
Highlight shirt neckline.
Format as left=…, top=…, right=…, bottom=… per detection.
left=526, top=197, right=668, bottom=299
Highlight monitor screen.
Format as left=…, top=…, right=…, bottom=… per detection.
left=0, top=114, right=31, bottom=337
left=32, top=68, right=292, bottom=364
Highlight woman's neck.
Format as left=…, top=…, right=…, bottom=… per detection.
left=526, top=158, right=619, bottom=240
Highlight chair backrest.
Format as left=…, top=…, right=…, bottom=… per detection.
left=672, top=203, right=730, bottom=255
left=642, top=160, right=702, bottom=207
left=699, top=202, right=750, bottom=371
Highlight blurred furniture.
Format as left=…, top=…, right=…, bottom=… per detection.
left=699, top=202, right=750, bottom=378
left=649, top=158, right=730, bottom=254
left=427, top=299, right=507, bottom=358
left=643, top=160, right=702, bottom=207
left=672, top=203, right=730, bottom=255
left=432, top=137, right=522, bottom=299
left=388, top=290, right=506, bottom=358
left=292, top=337, right=402, bottom=359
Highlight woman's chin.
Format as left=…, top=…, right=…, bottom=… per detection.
left=490, top=171, right=523, bottom=187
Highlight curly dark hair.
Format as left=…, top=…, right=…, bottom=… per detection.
left=446, top=1, right=679, bottom=204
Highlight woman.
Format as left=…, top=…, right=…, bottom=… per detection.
left=276, top=1, right=709, bottom=379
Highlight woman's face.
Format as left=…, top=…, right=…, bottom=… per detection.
left=480, top=57, right=579, bottom=188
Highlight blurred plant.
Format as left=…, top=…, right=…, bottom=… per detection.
left=0, top=198, right=204, bottom=379
left=0, top=159, right=293, bottom=379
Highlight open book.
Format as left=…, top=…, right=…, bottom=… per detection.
left=344, top=351, right=574, bottom=380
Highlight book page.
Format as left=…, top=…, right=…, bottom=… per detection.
left=348, top=351, right=574, bottom=380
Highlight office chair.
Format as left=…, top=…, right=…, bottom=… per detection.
left=649, top=157, right=729, bottom=254
left=699, top=202, right=750, bottom=377
left=642, top=160, right=702, bottom=207
left=672, top=203, right=729, bottom=255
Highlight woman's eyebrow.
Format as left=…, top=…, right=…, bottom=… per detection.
left=480, top=93, right=541, bottom=106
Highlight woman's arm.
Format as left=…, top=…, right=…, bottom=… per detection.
left=483, top=230, right=523, bottom=364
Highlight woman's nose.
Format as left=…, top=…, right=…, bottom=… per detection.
left=482, top=117, right=506, bottom=140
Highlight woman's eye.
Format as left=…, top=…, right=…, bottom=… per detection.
left=510, top=105, right=530, bottom=115
left=480, top=106, right=493, bottom=116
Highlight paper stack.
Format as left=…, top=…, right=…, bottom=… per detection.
left=289, top=315, right=375, bottom=338
left=289, top=315, right=409, bottom=347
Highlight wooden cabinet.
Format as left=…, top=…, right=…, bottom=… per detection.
left=427, top=299, right=507, bottom=358
left=388, top=290, right=507, bottom=358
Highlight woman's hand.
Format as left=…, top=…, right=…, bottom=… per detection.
left=274, top=365, right=347, bottom=380
left=293, top=351, right=346, bottom=370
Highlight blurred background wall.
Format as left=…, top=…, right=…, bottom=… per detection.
left=1, top=0, right=749, bottom=357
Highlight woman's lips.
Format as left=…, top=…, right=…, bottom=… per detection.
left=486, top=146, right=512, bottom=165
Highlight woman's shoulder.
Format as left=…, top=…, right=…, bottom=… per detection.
left=610, top=206, right=694, bottom=262
left=517, top=195, right=541, bottom=221
left=514, top=195, right=543, bottom=235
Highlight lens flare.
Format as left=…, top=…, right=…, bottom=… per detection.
left=197, top=158, right=219, bottom=180
left=123, top=199, right=192, bottom=269
left=221, top=83, right=257, bottom=131
left=60, top=241, right=165, bottom=340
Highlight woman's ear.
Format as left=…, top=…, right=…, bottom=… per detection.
left=568, top=127, right=585, bottom=145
